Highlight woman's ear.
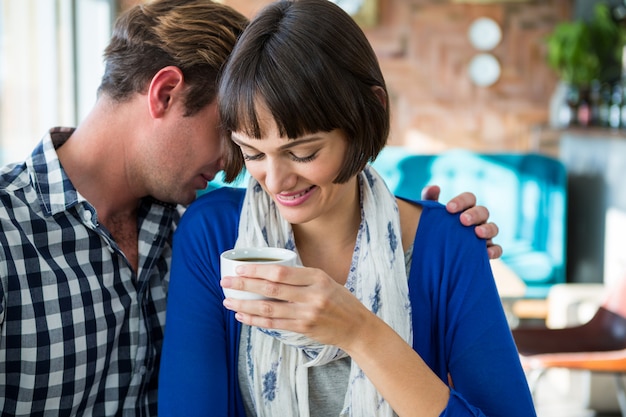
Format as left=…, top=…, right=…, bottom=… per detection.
left=371, top=85, right=387, bottom=110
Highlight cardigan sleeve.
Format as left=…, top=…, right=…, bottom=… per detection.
left=159, top=187, right=245, bottom=417
left=409, top=201, right=536, bottom=417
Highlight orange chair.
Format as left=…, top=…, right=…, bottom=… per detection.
left=512, top=277, right=626, bottom=415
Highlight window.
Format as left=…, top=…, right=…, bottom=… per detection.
left=0, top=0, right=113, bottom=165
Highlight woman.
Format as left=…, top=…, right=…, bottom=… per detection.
left=158, top=1, right=535, bottom=416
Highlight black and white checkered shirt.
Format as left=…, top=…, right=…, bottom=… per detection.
left=0, top=128, right=182, bottom=416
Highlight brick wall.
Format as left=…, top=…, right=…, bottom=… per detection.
left=121, top=0, right=572, bottom=152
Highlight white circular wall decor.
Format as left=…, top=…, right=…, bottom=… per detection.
left=468, top=53, right=501, bottom=87
left=468, top=17, right=502, bottom=51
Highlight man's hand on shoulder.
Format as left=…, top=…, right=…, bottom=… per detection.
left=421, top=185, right=502, bottom=259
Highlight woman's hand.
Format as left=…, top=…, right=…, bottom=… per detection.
left=222, top=263, right=450, bottom=416
left=220, top=263, right=371, bottom=348
left=422, top=185, right=502, bottom=259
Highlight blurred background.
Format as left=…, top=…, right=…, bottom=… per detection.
left=2, top=0, right=626, bottom=415
left=0, top=0, right=114, bottom=164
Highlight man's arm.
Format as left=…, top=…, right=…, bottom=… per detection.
left=422, top=185, right=502, bottom=260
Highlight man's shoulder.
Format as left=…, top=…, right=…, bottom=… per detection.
left=0, top=162, right=39, bottom=223
left=0, top=161, right=30, bottom=193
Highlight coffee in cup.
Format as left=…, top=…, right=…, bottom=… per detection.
left=220, top=247, right=297, bottom=300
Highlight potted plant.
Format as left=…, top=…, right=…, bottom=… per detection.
left=588, top=3, right=626, bottom=84
left=546, top=3, right=626, bottom=127
left=546, top=20, right=599, bottom=87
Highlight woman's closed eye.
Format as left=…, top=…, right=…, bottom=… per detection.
left=241, top=150, right=319, bottom=163
left=242, top=151, right=264, bottom=161
left=289, top=151, right=318, bottom=163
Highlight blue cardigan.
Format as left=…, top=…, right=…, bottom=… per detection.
left=159, top=187, right=536, bottom=416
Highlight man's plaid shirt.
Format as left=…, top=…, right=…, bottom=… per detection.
left=0, top=128, right=182, bottom=416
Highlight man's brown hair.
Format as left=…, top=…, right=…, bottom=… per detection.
left=99, top=0, right=247, bottom=116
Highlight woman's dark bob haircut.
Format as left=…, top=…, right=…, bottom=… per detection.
left=218, top=0, right=390, bottom=184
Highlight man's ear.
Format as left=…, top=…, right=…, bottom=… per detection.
left=371, top=85, right=387, bottom=110
left=148, top=66, right=184, bottom=118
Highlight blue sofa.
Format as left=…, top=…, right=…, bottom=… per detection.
left=371, top=147, right=568, bottom=299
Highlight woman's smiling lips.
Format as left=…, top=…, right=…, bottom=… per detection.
left=274, top=185, right=317, bottom=206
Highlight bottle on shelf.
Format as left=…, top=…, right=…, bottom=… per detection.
left=609, top=83, right=623, bottom=129
left=619, top=45, right=626, bottom=129
left=589, top=80, right=601, bottom=126
left=621, top=80, right=626, bottom=129
left=598, top=83, right=612, bottom=127
left=577, top=87, right=591, bottom=127
left=565, top=85, right=580, bottom=127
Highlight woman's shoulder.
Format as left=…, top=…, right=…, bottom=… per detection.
left=177, top=186, right=245, bottom=237
left=184, top=187, right=245, bottom=218
left=398, top=198, right=469, bottom=245
left=397, top=197, right=423, bottom=250
left=399, top=197, right=479, bottom=248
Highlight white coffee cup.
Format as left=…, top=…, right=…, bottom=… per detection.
left=220, top=247, right=297, bottom=300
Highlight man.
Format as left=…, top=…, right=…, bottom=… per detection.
left=0, top=1, right=498, bottom=416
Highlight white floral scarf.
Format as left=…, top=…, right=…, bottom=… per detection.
left=235, top=165, right=412, bottom=417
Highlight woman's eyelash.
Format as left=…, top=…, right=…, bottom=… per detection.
left=242, top=153, right=263, bottom=161
left=290, top=152, right=318, bottom=162
left=242, top=151, right=319, bottom=162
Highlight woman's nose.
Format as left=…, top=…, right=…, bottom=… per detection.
left=264, top=159, right=295, bottom=194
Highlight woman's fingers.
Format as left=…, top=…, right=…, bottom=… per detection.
left=221, top=267, right=365, bottom=347
left=221, top=264, right=307, bottom=301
